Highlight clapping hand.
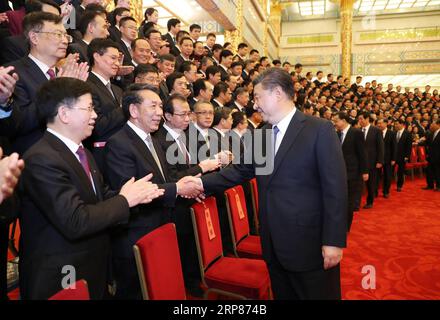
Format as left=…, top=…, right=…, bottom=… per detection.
left=215, top=150, right=234, bottom=167
left=58, top=54, right=89, bottom=81
left=198, top=158, right=221, bottom=173
left=0, top=148, right=25, bottom=205
left=0, top=66, right=19, bottom=104
left=119, top=173, right=165, bottom=207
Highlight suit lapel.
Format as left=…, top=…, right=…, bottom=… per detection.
left=23, top=57, right=49, bottom=85
left=124, top=125, right=167, bottom=183
left=44, top=132, right=97, bottom=200
left=266, top=111, right=306, bottom=185
left=89, top=73, right=118, bottom=103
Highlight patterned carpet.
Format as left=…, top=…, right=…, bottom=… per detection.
left=341, top=178, right=440, bottom=300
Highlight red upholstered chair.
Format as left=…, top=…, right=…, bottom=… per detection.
left=191, top=197, right=271, bottom=300
left=224, top=186, right=262, bottom=259
left=405, top=146, right=419, bottom=180
left=133, top=223, right=186, bottom=300
left=249, top=178, right=260, bottom=234
left=417, top=146, right=429, bottom=175
left=48, top=280, right=90, bottom=300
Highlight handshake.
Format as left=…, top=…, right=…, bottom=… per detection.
left=176, top=175, right=206, bottom=201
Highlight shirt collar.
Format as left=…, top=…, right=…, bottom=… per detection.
left=47, top=128, right=82, bottom=156
left=92, top=71, right=111, bottom=87
left=127, top=120, right=149, bottom=141
left=233, top=128, right=242, bottom=138
left=273, top=107, right=297, bottom=134
left=132, top=60, right=138, bottom=67
left=342, top=124, right=351, bottom=136
left=235, top=101, right=244, bottom=111
left=163, top=122, right=182, bottom=141
left=213, top=127, right=226, bottom=137
left=213, top=99, right=224, bottom=108
left=122, top=38, right=131, bottom=50
left=28, top=54, right=53, bottom=78
left=248, top=119, right=258, bottom=128
left=194, top=122, right=209, bottom=137
left=219, top=64, right=228, bottom=72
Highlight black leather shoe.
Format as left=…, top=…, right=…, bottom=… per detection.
left=188, top=285, right=205, bottom=298
left=435, top=188, right=440, bottom=192
left=422, top=186, right=434, bottom=190
left=363, top=204, right=373, bottom=209
left=397, top=188, right=402, bottom=192
left=354, top=207, right=360, bottom=212
left=383, top=194, right=389, bottom=198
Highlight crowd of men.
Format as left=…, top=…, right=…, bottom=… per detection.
left=0, top=0, right=439, bottom=300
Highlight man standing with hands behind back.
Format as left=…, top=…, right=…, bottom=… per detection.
left=185, top=68, right=348, bottom=300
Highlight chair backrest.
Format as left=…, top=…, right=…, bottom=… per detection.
left=48, top=280, right=90, bottom=300
left=225, top=186, right=250, bottom=245
left=133, top=223, right=186, bottom=300
left=410, top=146, right=418, bottom=163
left=418, top=146, right=427, bottom=162
left=249, top=178, right=259, bottom=214
left=190, top=197, right=223, bottom=271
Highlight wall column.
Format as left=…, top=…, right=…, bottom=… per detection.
left=340, top=0, right=355, bottom=80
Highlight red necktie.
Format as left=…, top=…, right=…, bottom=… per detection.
left=76, top=146, right=92, bottom=184
left=47, top=69, right=56, bottom=80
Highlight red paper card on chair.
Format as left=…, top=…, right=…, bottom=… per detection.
left=204, top=208, right=216, bottom=240
left=234, top=193, right=246, bottom=220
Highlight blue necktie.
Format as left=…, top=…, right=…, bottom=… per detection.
left=273, top=125, right=280, bottom=157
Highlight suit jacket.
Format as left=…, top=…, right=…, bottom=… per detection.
left=202, top=111, right=347, bottom=272
left=382, top=129, right=397, bottom=164
left=175, top=54, right=191, bottom=72
left=117, top=39, right=132, bottom=66
left=18, top=132, right=129, bottom=300
left=425, top=131, right=440, bottom=164
left=108, top=25, right=122, bottom=43
left=86, top=72, right=124, bottom=143
left=363, top=125, right=384, bottom=169
left=162, top=32, right=179, bottom=57
left=104, top=124, right=177, bottom=258
left=68, top=40, right=89, bottom=64
left=159, top=81, right=169, bottom=102
left=219, top=65, right=229, bottom=81
left=395, top=130, right=412, bottom=163
left=0, top=34, right=28, bottom=64
left=341, top=127, right=368, bottom=181
left=7, top=56, right=49, bottom=154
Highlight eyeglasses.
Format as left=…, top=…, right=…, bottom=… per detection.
left=173, top=111, right=192, bottom=118
left=195, top=111, right=214, bottom=116
left=137, top=76, right=159, bottom=83
left=72, top=106, right=95, bottom=112
left=34, top=31, right=73, bottom=43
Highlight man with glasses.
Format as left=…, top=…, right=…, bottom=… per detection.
left=180, top=61, right=198, bottom=98
left=86, top=38, right=124, bottom=172
left=103, top=85, right=204, bottom=299
left=117, top=16, right=136, bottom=66
left=8, top=12, right=86, bottom=155
left=175, top=37, right=193, bottom=71
left=145, top=28, right=162, bottom=61
left=134, top=64, right=159, bottom=89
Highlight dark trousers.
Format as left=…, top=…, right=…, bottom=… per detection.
left=377, top=164, right=392, bottom=195
left=176, top=231, right=201, bottom=289
left=426, top=161, right=440, bottom=189
left=396, top=161, right=406, bottom=188
left=347, top=178, right=361, bottom=232
left=0, top=223, right=8, bottom=300
left=267, top=251, right=341, bottom=300
left=112, top=256, right=142, bottom=300
left=365, top=168, right=377, bottom=205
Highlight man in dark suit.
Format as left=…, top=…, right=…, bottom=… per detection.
left=218, top=49, right=233, bottom=81
left=211, top=81, right=232, bottom=110
left=377, top=118, right=396, bottom=197
left=154, top=94, right=220, bottom=296
left=185, top=68, right=347, bottom=300
left=117, top=16, right=136, bottom=66
left=421, top=120, right=440, bottom=191
left=232, top=87, right=250, bottom=112
left=394, top=119, right=413, bottom=192
left=68, top=10, right=109, bottom=63
left=0, top=33, right=28, bottom=64
left=157, top=54, right=176, bottom=101
left=333, top=112, right=368, bottom=232
left=86, top=38, right=124, bottom=172
left=190, top=79, right=213, bottom=111
left=358, top=111, right=384, bottom=209
left=8, top=12, right=87, bottom=155
left=107, top=6, right=129, bottom=43
left=103, top=86, right=202, bottom=299
left=162, top=18, right=180, bottom=57
left=18, top=77, right=164, bottom=300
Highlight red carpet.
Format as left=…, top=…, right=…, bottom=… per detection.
left=341, top=178, right=440, bottom=300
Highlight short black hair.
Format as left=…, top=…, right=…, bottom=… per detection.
left=206, top=65, right=221, bottom=79
left=316, top=70, right=323, bottom=75
left=335, top=111, right=350, bottom=122
left=114, top=7, right=130, bottom=18
left=250, top=49, right=259, bottom=55
left=119, top=16, right=136, bottom=28
left=238, top=43, right=248, bottom=50
left=134, top=63, right=158, bottom=79
left=253, top=68, right=295, bottom=98
left=179, top=61, right=196, bottom=73
left=282, top=61, right=291, bottom=67
left=213, top=81, right=229, bottom=98
left=193, top=79, right=209, bottom=97
left=232, top=111, right=246, bottom=129
left=145, top=27, right=161, bottom=39
left=88, top=38, right=120, bottom=67
left=189, top=24, right=201, bottom=32
left=25, top=0, right=61, bottom=14
left=272, top=59, right=281, bottom=65
left=159, top=53, right=176, bottom=63
left=84, top=3, right=106, bottom=15
left=295, top=63, right=302, bottom=69
left=231, top=61, right=244, bottom=69
left=122, top=83, right=159, bottom=120
left=356, top=76, right=362, bottom=80
left=78, top=10, right=103, bottom=36
left=179, top=36, right=193, bottom=46
left=166, top=72, right=185, bottom=92
left=206, top=33, right=216, bottom=39
left=36, top=78, right=92, bottom=124
left=220, top=49, right=233, bottom=61
left=212, top=44, right=223, bottom=52
left=234, top=87, right=248, bottom=100
left=164, top=93, right=187, bottom=115
left=167, top=18, right=180, bottom=31
left=144, top=7, right=158, bottom=20
left=131, top=37, right=149, bottom=51
left=212, top=107, right=232, bottom=126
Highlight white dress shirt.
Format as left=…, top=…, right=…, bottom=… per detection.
left=273, top=107, right=297, bottom=154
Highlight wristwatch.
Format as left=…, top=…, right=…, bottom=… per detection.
left=0, top=97, right=14, bottom=112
